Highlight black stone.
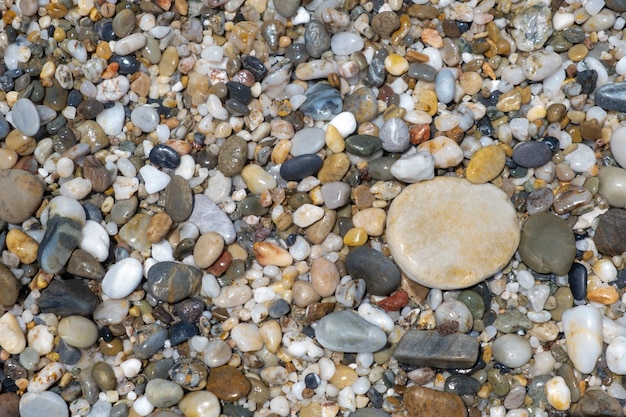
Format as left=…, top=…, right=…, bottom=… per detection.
left=224, top=98, right=250, bottom=116
left=345, top=246, right=401, bottom=296
left=444, top=374, right=482, bottom=395
left=543, top=136, right=559, bottom=153
left=304, top=373, right=320, bottom=389
left=38, top=279, right=98, bottom=316
left=173, top=299, right=205, bottom=322
left=268, top=298, right=290, bottom=318
left=280, top=154, right=323, bottom=181
left=595, top=82, right=626, bottom=112
left=568, top=262, right=588, bottom=301
left=93, top=18, right=117, bottom=41
left=476, top=117, right=494, bottom=136
left=367, top=385, right=384, bottom=408
left=226, top=81, right=252, bottom=104
left=100, top=327, right=114, bottom=343
left=67, top=89, right=83, bottom=107
left=110, top=54, right=140, bottom=75
left=576, top=69, right=598, bottom=95
left=169, top=321, right=198, bottom=346
left=149, top=144, right=181, bottom=169
left=512, top=141, right=553, bottom=168
left=241, top=55, right=268, bottom=81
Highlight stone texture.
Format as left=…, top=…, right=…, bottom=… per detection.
left=594, top=82, right=626, bottom=112
left=146, top=262, right=202, bottom=303
left=387, top=177, right=520, bottom=289
left=393, top=330, right=479, bottom=369
left=594, top=209, right=626, bottom=256
left=0, top=264, right=20, bottom=306
left=0, top=170, right=44, bottom=224
left=345, top=246, right=401, bottom=296
left=38, top=279, right=98, bottom=316
left=571, top=389, right=624, bottom=417
left=314, top=311, right=387, bottom=353
left=404, top=385, right=468, bottom=417
left=205, top=366, right=251, bottom=402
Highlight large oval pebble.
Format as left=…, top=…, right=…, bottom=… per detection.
left=315, top=311, right=387, bottom=353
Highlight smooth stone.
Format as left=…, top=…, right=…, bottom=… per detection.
left=67, top=248, right=105, bottom=279
left=595, top=209, right=626, bottom=256
left=408, top=62, right=437, bottom=82
left=379, top=118, right=411, bottom=153
left=58, top=315, right=99, bottom=348
left=345, top=135, right=382, bottom=157
left=435, top=300, right=473, bottom=333
left=518, top=212, right=576, bottom=275
left=147, top=261, right=202, bottom=303
left=526, top=187, right=554, bottom=215
left=291, top=127, right=325, bottom=156
left=466, top=146, right=506, bottom=184
left=571, top=389, right=624, bottom=417
left=300, top=84, right=342, bottom=121
left=317, top=152, right=350, bottom=184
left=273, top=0, right=300, bottom=17
left=145, top=379, right=184, bottom=408
left=102, top=257, right=144, bottom=299
left=345, top=246, right=401, bottom=296
left=178, top=391, right=221, bottom=417
left=20, top=392, right=68, bottom=417
left=164, top=175, right=193, bottom=222
left=404, top=386, right=467, bottom=417
left=368, top=157, right=396, bottom=181
left=75, top=120, right=108, bottom=153
left=435, top=69, right=456, bottom=104
left=349, top=410, right=391, bottom=417
left=393, top=330, right=479, bottom=368
left=0, top=312, right=26, bottom=354
left=241, top=164, right=277, bottom=194
left=562, top=305, right=603, bottom=374
left=217, top=136, right=247, bottom=176
left=0, top=169, right=44, bottom=224
left=320, top=182, right=351, bottom=209
left=491, top=334, right=532, bottom=368
left=594, top=82, right=626, bottom=112
left=343, top=87, right=378, bottom=123
left=597, top=166, right=626, bottom=207
left=568, top=262, right=588, bottom=301
left=169, top=321, right=199, bottom=346
left=280, top=154, right=323, bottom=181
left=0, top=393, right=19, bottom=417
left=11, top=98, right=40, bottom=136
left=444, top=374, right=482, bottom=395
left=133, top=325, right=169, bottom=360
left=91, top=362, right=116, bottom=391
left=314, top=311, right=387, bottom=353
left=150, top=144, right=180, bottom=169
left=0, top=264, right=20, bottom=306
left=493, top=309, right=533, bottom=333
left=387, top=177, right=519, bottom=289
left=304, top=20, right=331, bottom=59
left=109, top=196, right=138, bottom=225
left=512, top=141, right=553, bottom=168
left=189, top=194, right=236, bottom=244
left=118, top=213, right=152, bottom=252
left=37, top=217, right=82, bottom=274
left=205, top=366, right=251, bottom=402
left=38, top=279, right=98, bottom=316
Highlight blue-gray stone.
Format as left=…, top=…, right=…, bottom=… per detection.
left=300, top=84, right=342, bottom=121
left=345, top=246, right=401, bottom=296
left=149, top=144, right=181, bottom=169
left=512, top=141, right=553, bottom=168
left=109, top=402, right=128, bottom=417
left=19, top=392, right=68, bottom=417
left=408, top=62, right=437, bottom=82
left=368, top=57, right=386, bottom=87
left=133, top=325, right=169, bottom=360
left=304, top=20, right=331, bottom=58
left=393, top=330, right=479, bottom=369
left=435, top=69, right=456, bottom=104
left=320, top=182, right=351, bottom=209
left=11, top=98, right=40, bottom=136
left=38, top=279, right=98, bottom=316
left=280, top=154, right=323, bottom=181
left=146, top=261, right=202, bottom=303
left=0, top=113, right=9, bottom=139
left=595, top=81, right=626, bottom=112
left=37, top=217, right=82, bottom=274
left=379, top=118, right=410, bottom=153
left=269, top=298, right=291, bottom=318
left=188, top=194, right=236, bottom=244
left=57, top=339, right=82, bottom=365
left=315, top=311, right=387, bottom=352
left=169, top=321, right=198, bottom=346
left=223, top=404, right=253, bottom=417
left=444, top=374, right=482, bottom=395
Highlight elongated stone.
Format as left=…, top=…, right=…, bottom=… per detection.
left=393, top=330, right=479, bottom=369
left=314, top=311, right=387, bottom=353
left=594, top=81, right=626, bottom=112
left=38, top=279, right=98, bottom=316
left=38, top=217, right=83, bottom=274
left=562, top=305, right=603, bottom=374
left=404, top=386, right=467, bottom=417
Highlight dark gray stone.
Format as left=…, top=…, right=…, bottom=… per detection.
left=37, top=217, right=82, bottom=274
left=345, top=135, right=383, bottom=157
left=393, top=330, right=479, bottom=369
left=300, top=83, right=342, bottom=121
left=280, top=154, right=323, bottom=181
left=315, top=311, right=387, bottom=353
left=164, top=175, right=193, bottom=222
left=66, top=249, right=105, bottom=280
left=146, top=261, right=202, bottom=303
left=595, top=82, right=626, bottom=112
left=444, top=374, right=482, bottom=395
left=594, top=209, right=626, bottom=256
left=39, top=279, right=98, bottom=316
left=133, top=325, right=169, bottom=360
left=304, top=20, right=331, bottom=59
left=512, top=141, right=553, bottom=168
left=345, top=246, right=401, bottom=296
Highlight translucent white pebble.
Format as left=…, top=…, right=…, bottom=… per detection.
left=562, top=305, right=603, bottom=373
left=27, top=362, right=65, bottom=393
left=357, top=303, right=394, bottom=332
left=140, top=165, right=171, bottom=194
left=318, top=357, right=336, bottom=380
left=46, top=195, right=86, bottom=226
left=545, top=376, right=571, bottom=411
left=101, top=257, right=144, bottom=299
left=593, top=258, right=617, bottom=282
left=328, top=112, right=357, bottom=137
left=132, top=395, right=154, bottom=416
left=610, top=126, right=626, bottom=169
left=56, top=157, right=74, bottom=178
left=603, top=316, right=626, bottom=344
left=79, top=220, right=110, bottom=262
left=120, top=358, right=143, bottom=378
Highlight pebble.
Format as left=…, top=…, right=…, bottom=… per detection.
left=491, top=334, right=532, bottom=368
left=0, top=312, right=26, bottom=354
left=435, top=69, right=456, bottom=104
left=20, top=392, right=68, bottom=417
left=10, top=98, right=40, bottom=136
left=0, top=170, right=44, bottom=224
left=562, top=305, right=603, bottom=374
left=387, top=177, right=519, bottom=289
left=0, top=264, right=20, bottom=306
left=58, top=315, right=99, bottom=348
left=595, top=82, right=626, bottom=112
left=466, top=146, right=506, bottom=184
left=598, top=166, right=626, bottom=207
left=393, top=330, right=479, bottom=368
left=102, top=257, right=144, bottom=299
left=512, top=141, right=553, bottom=168
left=345, top=246, right=401, bottom=296
left=38, top=279, right=98, bottom=316
left=404, top=386, right=467, bottom=417
left=315, top=311, right=387, bottom=352
left=280, top=154, right=323, bottom=181
left=205, top=366, right=251, bottom=401
left=147, top=261, right=202, bottom=303
left=595, top=209, right=626, bottom=256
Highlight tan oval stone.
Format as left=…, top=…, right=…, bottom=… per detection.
left=387, top=177, right=519, bottom=289
left=292, top=280, right=321, bottom=308
left=193, top=232, right=224, bottom=269
left=404, top=385, right=467, bottom=417
left=5, top=130, right=36, bottom=156
left=329, top=364, right=358, bottom=389
left=352, top=207, right=387, bottom=236
left=0, top=148, right=18, bottom=169
left=317, top=153, right=350, bottom=184
left=466, top=146, right=506, bottom=184
left=305, top=208, right=337, bottom=244
left=310, top=257, right=340, bottom=297
left=0, top=312, right=26, bottom=354
left=241, top=164, right=277, bottom=194
left=6, top=229, right=38, bottom=264
left=0, top=169, right=45, bottom=224
left=0, top=264, right=20, bottom=306
left=253, top=242, right=293, bottom=267
left=146, top=212, right=173, bottom=243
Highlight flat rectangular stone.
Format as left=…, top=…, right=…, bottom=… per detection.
left=393, top=330, right=479, bottom=369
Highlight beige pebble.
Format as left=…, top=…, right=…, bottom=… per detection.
left=0, top=149, right=18, bottom=169
left=352, top=207, right=386, bottom=236
left=292, top=280, right=321, bottom=308
left=193, top=232, right=224, bottom=269
left=178, top=391, right=221, bottom=417
left=459, top=72, right=482, bottom=96
left=259, top=320, right=282, bottom=353
left=241, top=164, right=277, bottom=194
left=310, top=257, right=340, bottom=297
left=465, top=146, right=506, bottom=184
left=0, top=312, right=26, bottom=354
left=253, top=242, right=293, bottom=267
left=271, top=139, right=291, bottom=165
left=325, top=125, right=345, bottom=153
left=6, top=229, right=38, bottom=264
left=146, top=212, right=173, bottom=243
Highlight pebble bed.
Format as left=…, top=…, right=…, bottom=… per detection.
left=2, top=0, right=626, bottom=416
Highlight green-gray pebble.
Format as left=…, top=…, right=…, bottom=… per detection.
left=457, top=290, right=485, bottom=320
left=218, top=136, right=248, bottom=176
left=345, top=135, right=383, bottom=157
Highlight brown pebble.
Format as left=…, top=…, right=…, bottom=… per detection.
left=305, top=302, right=335, bottom=324
left=146, top=212, right=173, bottom=243
left=205, top=366, right=251, bottom=401
left=305, top=208, right=336, bottom=244
left=317, top=153, right=350, bottom=184
left=0, top=392, right=19, bottom=417
left=0, top=264, right=20, bottom=306
left=83, top=156, right=112, bottom=193
left=352, top=184, right=375, bottom=209
left=310, top=257, right=340, bottom=297
left=546, top=103, right=567, bottom=123
left=579, top=119, right=602, bottom=140
left=404, top=385, right=468, bottom=417
left=206, top=250, right=232, bottom=276
left=0, top=169, right=45, bottom=224
left=442, top=19, right=461, bottom=38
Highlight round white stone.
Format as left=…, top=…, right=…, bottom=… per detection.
left=386, top=177, right=520, bottom=289
left=101, top=257, right=144, bottom=299
left=606, top=336, right=626, bottom=374
left=140, top=165, right=171, bottom=194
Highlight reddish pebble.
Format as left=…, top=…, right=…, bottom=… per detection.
left=410, top=124, right=430, bottom=145
left=378, top=290, right=409, bottom=311
left=206, top=250, right=232, bottom=276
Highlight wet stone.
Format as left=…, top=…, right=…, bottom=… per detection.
left=169, top=321, right=199, bottom=346
left=595, top=82, right=626, bottom=112
left=576, top=69, right=598, bottom=95
left=205, top=366, right=251, bottom=402
left=493, top=309, right=533, bottom=333
left=76, top=98, right=104, bottom=119
left=273, top=0, right=300, bottom=17
left=404, top=386, right=467, bottom=417
left=304, top=20, right=331, bottom=59
left=133, top=325, right=169, bottom=360
left=344, top=87, right=378, bottom=123
left=280, top=154, right=323, bottom=181
left=393, top=330, right=479, bottom=369
left=38, top=217, right=82, bottom=274
left=268, top=298, right=290, bottom=318
left=345, top=246, right=401, bottom=296
left=512, top=141, right=553, bottom=168
left=146, top=261, right=202, bottom=303
left=38, top=279, right=98, bottom=316
left=345, top=135, right=383, bottom=157
left=526, top=187, right=554, bottom=215
left=571, top=389, right=624, bottom=417
left=315, top=311, right=388, bottom=352
left=444, top=374, right=482, bottom=395
left=594, top=209, right=626, bottom=256
left=218, top=135, right=248, bottom=176
left=300, top=84, right=343, bottom=121
left=67, top=248, right=105, bottom=280
left=149, top=144, right=181, bottom=169
left=109, top=196, right=138, bottom=225
left=164, top=175, right=193, bottom=222
left=0, top=169, right=44, bottom=224
left=568, top=262, right=588, bottom=301
left=173, top=299, right=205, bottom=322
left=368, top=157, right=395, bottom=181
left=0, top=264, right=20, bottom=306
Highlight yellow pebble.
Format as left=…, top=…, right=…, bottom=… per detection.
left=526, top=105, right=547, bottom=122
left=325, top=124, right=345, bottom=153
left=587, top=286, right=619, bottom=305
left=330, top=365, right=358, bottom=389
left=271, top=139, right=291, bottom=165
left=419, top=90, right=438, bottom=116
left=466, top=146, right=506, bottom=184
left=495, top=90, right=522, bottom=112
left=128, top=306, right=141, bottom=317
left=343, top=227, right=368, bottom=246
left=384, top=54, right=409, bottom=76
left=96, top=42, right=112, bottom=60
left=40, top=61, right=56, bottom=79
left=6, top=229, right=38, bottom=264
left=477, top=384, right=491, bottom=398
left=53, top=27, right=66, bottom=42
left=568, top=44, right=588, bottom=62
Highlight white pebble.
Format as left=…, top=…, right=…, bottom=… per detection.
left=357, top=303, right=394, bottom=332
left=60, top=177, right=92, bottom=199
left=562, top=305, right=603, bottom=373
left=175, top=154, right=196, bottom=180
left=289, top=236, right=311, bottom=261
left=390, top=151, right=435, bottom=183
left=56, top=157, right=74, bottom=178
left=417, top=136, right=463, bottom=168
left=27, top=325, right=54, bottom=355
left=564, top=144, right=596, bottom=173
left=328, top=112, right=357, bottom=137
left=96, top=102, right=125, bottom=136
left=610, top=126, right=626, bottom=169
left=132, top=395, right=155, bottom=416
left=101, top=257, right=144, bottom=299
left=319, top=357, right=336, bottom=381
left=516, top=270, right=535, bottom=289
left=337, top=387, right=356, bottom=412
left=120, top=358, right=143, bottom=378
left=545, top=376, right=571, bottom=411
left=270, top=396, right=290, bottom=416
left=292, top=204, right=324, bottom=228
left=27, top=362, right=65, bottom=392
left=593, top=258, right=617, bottom=282
left=140, top=165, right=171, bottom=194
left=79, top=220, right=110, bottom=262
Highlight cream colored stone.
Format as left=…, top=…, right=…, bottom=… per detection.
left=386, top=177, right=520, bottom=289
left=0, top=312, right=26, bottom=354
left=352, top=207, right=386, bottom=236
